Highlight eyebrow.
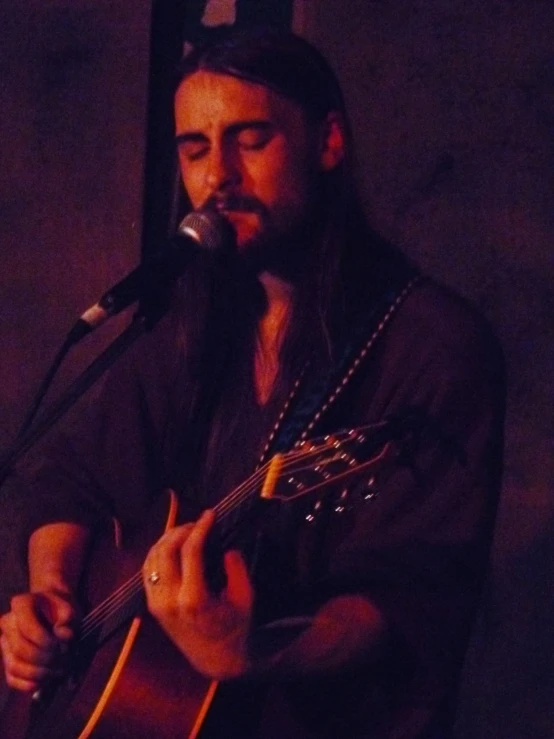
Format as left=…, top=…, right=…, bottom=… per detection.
left=175, top=119, right=273, bottom=145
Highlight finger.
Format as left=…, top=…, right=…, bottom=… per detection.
left=3, top=658, right=65, bottom=693
left=52, top=624, right=74, bottom=642
left=46, top=596, right=78, bottom=642
left=2, top=613, right=74, bottom=679
left=180, top=509, right=215, bottom=605
left=4, top=672, right=42, bottom=693
left=1, top=633, right=61, bottom=692
left=143, top=523, right=195, bottom=593
left=1, top=627, right=57, bottom=668
left=8, top=596, right=59, bottom=651
left=223, top=550, right=254, bottom=613
left=2, top=647, right=59, bottom=685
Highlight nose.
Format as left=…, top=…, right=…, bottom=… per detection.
left=205, top=143, right=241, bottom=193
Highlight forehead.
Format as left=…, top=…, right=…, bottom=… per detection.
left=174, top=70, right=306, bottom=133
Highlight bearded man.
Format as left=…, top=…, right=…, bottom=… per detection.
left=0, top=29, right=504, bottom=739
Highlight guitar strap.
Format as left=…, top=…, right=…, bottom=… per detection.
left=258, top=258, right=422, bottom=464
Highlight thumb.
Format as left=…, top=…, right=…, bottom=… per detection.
left=224, top=550, right=253, bottom=614
left=41, top=593, right=78, bottom=641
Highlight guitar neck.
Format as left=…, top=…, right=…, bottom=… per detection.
left=77, top=417, right=403, bottom=654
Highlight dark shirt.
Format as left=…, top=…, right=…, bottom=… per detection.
left=22, top=275, right=504, bottom=738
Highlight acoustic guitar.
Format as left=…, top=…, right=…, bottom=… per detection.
left=1, top=420, right=400, bottom=739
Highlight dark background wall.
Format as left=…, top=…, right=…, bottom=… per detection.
left=0, top=1, right=552, bottom=737
left=0, top=0, right=150, bottom=446
left=302, top=3, right=553, bottom=737
left=0, top=0, right=151, bottom=646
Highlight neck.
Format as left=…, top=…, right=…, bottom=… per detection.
left=254, top=272, right=294, bottom=405
left=259, top=271, right=294, bottom=307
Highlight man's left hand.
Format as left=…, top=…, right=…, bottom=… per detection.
left=143, top=510, right=253, bottom=680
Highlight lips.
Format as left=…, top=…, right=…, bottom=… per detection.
left=205, top=194, right=263, bottom=216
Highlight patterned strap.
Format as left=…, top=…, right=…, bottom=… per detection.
left=258, top=268, right=422, bottom=464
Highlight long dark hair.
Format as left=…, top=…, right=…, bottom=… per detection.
left=165, top=28, right=396, bottom=497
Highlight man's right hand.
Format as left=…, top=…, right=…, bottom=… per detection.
left=0, top=590, right=79, bottom=693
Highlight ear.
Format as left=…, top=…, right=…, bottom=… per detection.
left=318, top=111, right=346, bottom=172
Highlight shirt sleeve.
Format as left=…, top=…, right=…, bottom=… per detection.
left=262, top=281, right=505, bottom=737
left=322, top=281, right=504, bottom=610
left=17, top=312, right=183, bottom=538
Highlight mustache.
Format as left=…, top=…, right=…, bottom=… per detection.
left=202, top=193, right=267, bottom=215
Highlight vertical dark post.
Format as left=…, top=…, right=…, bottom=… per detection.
left=141, top=0, right=188, bottom=258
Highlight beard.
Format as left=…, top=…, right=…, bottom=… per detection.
left=201, top=192, right=319, bottom=284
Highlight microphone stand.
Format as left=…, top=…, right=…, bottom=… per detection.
left=0, top=2, right=191, bottom=490
left=0, top=311, right=155, bottom=490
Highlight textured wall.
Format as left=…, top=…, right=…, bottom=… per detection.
left=0, top=0, right=150, bottom=446
left=0, top=0, right=150, bottom=658
left=304, top=2, right=554, bottom=737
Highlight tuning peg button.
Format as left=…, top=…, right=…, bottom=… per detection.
left=334, top=488, right=351, bottom=513
left=305, top=499, right=323, bottom=523
left=363, top=475, right=379, bottom=501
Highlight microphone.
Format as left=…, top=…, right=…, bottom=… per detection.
left=78, top=209, right=232, bottom=333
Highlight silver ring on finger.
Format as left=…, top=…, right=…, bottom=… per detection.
left=147, top=571, right=161, bottom=586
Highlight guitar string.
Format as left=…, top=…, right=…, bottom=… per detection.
left=78, top=426, right=380, bottom=640
left=78, top=429, right=382, bottom=640
left=78, top=428, right=381, bottom=639
left=77, top=444, right=336, bottom=638
left=79, top=450, right=388, bottom=642
left=78, top=449, right=316, bottom=637
left=210, top=423, right=379, bottom=521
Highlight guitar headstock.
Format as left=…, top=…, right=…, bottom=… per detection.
left=214, top=412, right=423, bottom=535
left=261, top=422, right=398, bottom=503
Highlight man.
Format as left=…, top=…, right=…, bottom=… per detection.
left=0, top=29, right=504, bottom=738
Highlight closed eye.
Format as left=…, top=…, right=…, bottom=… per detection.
left=175, top=121, right=274, bottom=161
left=235, top=125, right=274, bottom=151
left=177, top=138, right=209, bottom=162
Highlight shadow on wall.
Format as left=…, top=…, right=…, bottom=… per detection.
left=456, top=494, right=554, bottom=739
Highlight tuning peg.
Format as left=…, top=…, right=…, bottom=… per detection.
left=334, top=488, right=350, bottom=513
left=287, top=475, right=305, bottom=492
left=305, top=499, right=323, bottom=523
left=363, top=475, right=378, bottom=501
left=313, top=464, right=332, bottom=480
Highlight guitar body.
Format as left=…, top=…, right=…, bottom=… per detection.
left=1, top=491, right=216, bottom=739
left=1, top=423, right=399, bottom=738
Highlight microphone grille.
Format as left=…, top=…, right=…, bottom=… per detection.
left=177, top=209, right=232, bottom=252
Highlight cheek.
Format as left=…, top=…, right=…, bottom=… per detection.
left=248, top=156, right=309, bottom=211
left=178, top=159, right=204, bottom=208
left=271, top=160, right=315, bottom=215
